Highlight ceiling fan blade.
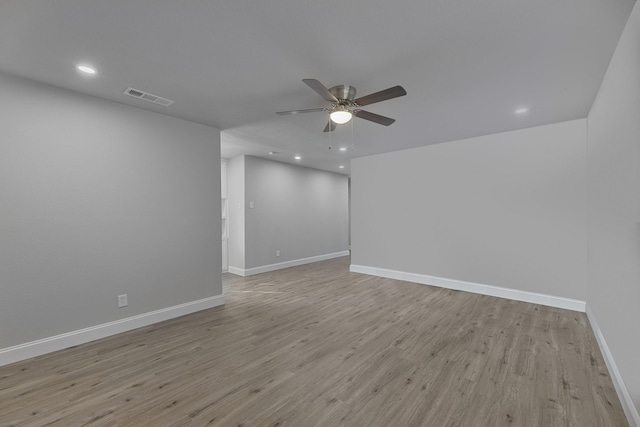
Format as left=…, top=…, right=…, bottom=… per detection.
left=354, top=85, right=407, bottom=106
left=354, top=110, right=396, bottom=126
left=303, top=79, right=338, bottom=102
left=276, top=107, right=326, bottom=115
left=323, top=120, right=337, bottom=133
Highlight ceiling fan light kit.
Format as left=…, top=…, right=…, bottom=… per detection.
left=329, top=108, right=353, bottom=124
left=277, top=79, right=406, bottom=132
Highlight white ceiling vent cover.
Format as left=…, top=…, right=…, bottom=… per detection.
left=123, top=87, right=174, bottom=106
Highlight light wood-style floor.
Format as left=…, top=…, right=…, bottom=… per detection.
left=0, top=256, right=628, bottom=426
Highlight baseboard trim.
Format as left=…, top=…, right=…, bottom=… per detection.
left=227, top=266, right=245, bottom=276
left=0, top=294, right=225, bottom=367
left=349, top=264, right=586, bottom=312
left=586, top=305, right=640, bottom=427
left=229, top=250, right=350, bottom=277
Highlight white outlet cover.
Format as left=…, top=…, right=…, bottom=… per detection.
left=118, top=294, right=128, bottom=308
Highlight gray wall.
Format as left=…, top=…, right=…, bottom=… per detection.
left=351, top=119, right=587, bottom=300
left=0, top=72, right=222, bottom=348
left=227, top=155, right=246, bottom=269
left=587, top=1, right=640, bottom=413
left=228, top=156, right=349, bottom=271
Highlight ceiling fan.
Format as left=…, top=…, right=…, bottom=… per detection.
left=276, top=79, right=407, bottom=132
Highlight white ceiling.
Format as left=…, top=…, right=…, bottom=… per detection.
left=0, top=0, right=634, bottom=175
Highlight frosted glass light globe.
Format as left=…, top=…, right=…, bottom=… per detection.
left=330, top=110, right=353, bottom=124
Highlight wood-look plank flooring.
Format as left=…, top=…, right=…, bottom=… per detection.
left=0, top=256, right=628, bottom=426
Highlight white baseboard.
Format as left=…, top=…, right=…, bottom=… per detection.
left=586, top=305, right=640, bottom=427
left=229, top=250, right=350, bottom=277
left=227, top=266, right=245, bottom=276
left=349, top=264, right=586, bottom=312
left=0, top=294, right=225, bottom=367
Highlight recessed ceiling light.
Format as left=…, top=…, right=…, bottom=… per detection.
left=76, top=64, right=97, bottom=75
left=339, top=165, right=345, bottom=169
left=515, top=107, right=529, bottom=114
left=294, top=155, right=301, bottom=160
left=339, top=147, right=347, bottom=152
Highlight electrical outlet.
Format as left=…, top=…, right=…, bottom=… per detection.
left=118, top=294, right=128, bottom=308
left=276, top=250, right=280, bottom=257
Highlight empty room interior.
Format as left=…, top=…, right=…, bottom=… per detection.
left=1, top=1, right=639, bottom=426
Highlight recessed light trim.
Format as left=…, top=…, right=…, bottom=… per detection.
left=294, top=155, right=301, bottom=160
left=77, top=65, right=96, bottom=75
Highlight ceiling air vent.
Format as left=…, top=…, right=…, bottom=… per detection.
left=123, top=87, right=174, bottom=106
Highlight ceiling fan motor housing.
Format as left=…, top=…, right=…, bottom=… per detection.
left=329, top=85, right=357, bottom=102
